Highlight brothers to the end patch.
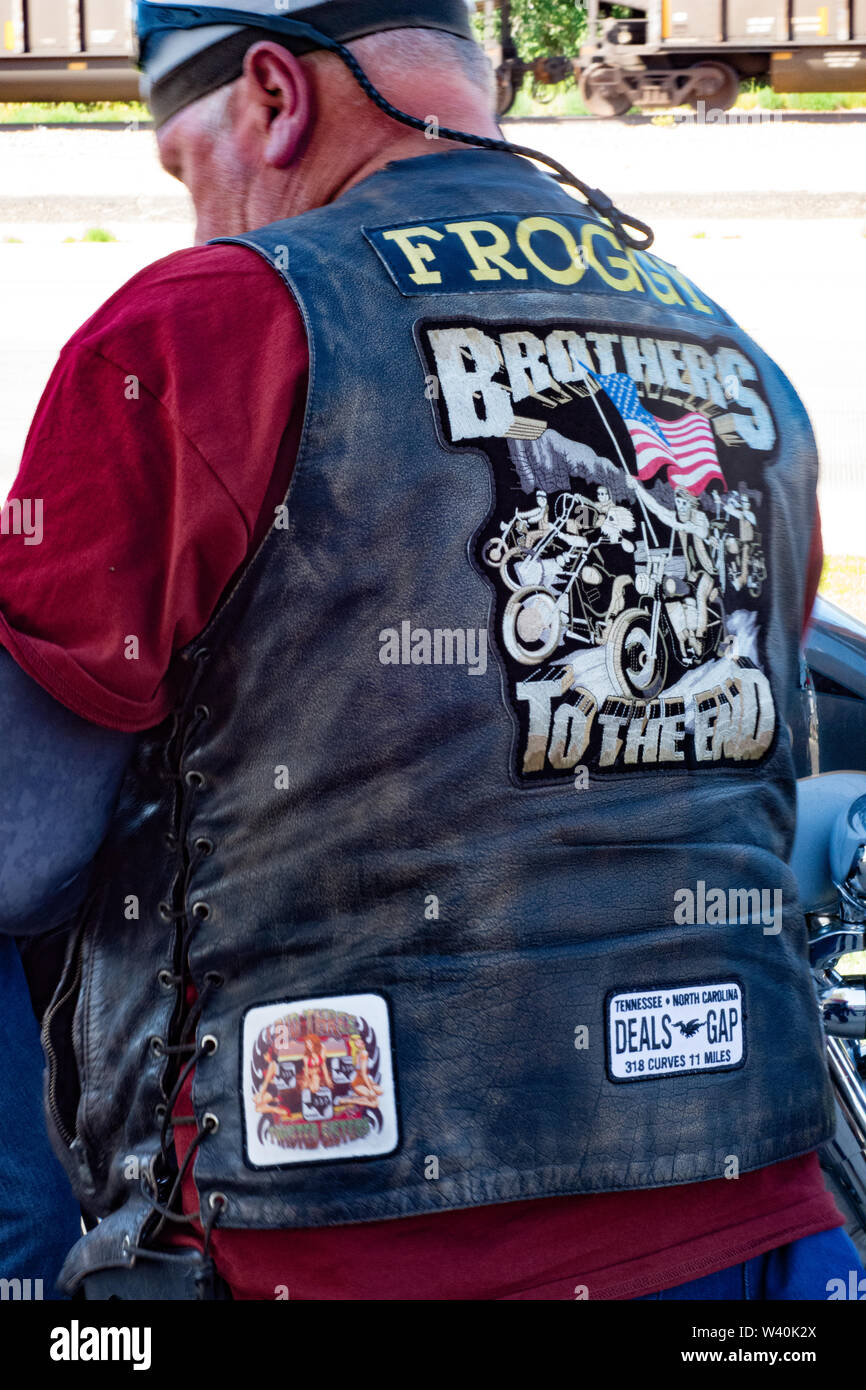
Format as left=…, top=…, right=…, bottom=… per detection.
left=416, top=317, right=778, bottom=784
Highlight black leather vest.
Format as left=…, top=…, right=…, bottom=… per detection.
left=51, top=148, right=834, bottom=1290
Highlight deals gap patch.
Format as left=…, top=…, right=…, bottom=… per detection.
left=606, top=979, right=746, bottom=1082
left=415, top=316, right=778, bottom=786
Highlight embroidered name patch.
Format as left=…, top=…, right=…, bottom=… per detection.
left=606, top=979, right=745, bottom=1082
left=363, top=213, right=724, bottom=320
left=242, top=993, right=398, bottom=1167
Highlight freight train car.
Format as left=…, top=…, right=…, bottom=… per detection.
left=2, top=0, right=866, bottom=111
left=482, top=0, right=866, bottom=114
left=0, top=0, right=138, bottom=100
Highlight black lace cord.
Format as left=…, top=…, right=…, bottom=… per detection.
left=147, top=860, right=215, bottom=1238
left=158, top=836, right=207, bottom=999
left=141, top=656, right=219, bottom=1249
left=158, top=679, right=211, bottom=1012
left=158, top=985, right=215, bottom=1157
left=158, top=665, right=210, bottom=850
left=141, top=1111, right=214, bottom=1239
left=145, top=1007, right=220, bottom=1241
left=319, top=36, right=654, bottom=250
left=157, top=1120, right=212, bottom=1233
left=202, top=1190, right=226, bottom=1258
left=160, top=706, right=208, bottom=801
left=133, top=1165, right=224, bottom=1260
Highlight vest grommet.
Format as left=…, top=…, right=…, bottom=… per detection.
left=191, top=901, right=211, bottom=921
left=193, top=836, right=214, bottom=856
left=204, top=971, right=225, bottom=989
left=208, top=1191, right=227, bottom=1212
left=201, top=1034, right=218, bottom=1055
left=194, top=704, right=211, bottom=721
left=154, top=1103, right=167, bottom=1120
left=202, top=1112, right=219, bottom=1133
left=158, top=901, right=173, bottom=921
left=150, top=1036, right=165, bottom=1057
left=185, top=769, right=205, bottom=789
left=157, top=969, right=175, bottom=989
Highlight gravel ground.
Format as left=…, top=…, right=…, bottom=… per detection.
left=1, top=116, right=865, bottom=220
left=503, top=116, right=866, bottom=197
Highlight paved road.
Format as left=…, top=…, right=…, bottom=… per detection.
left=1, top=120, right=864, bottom=553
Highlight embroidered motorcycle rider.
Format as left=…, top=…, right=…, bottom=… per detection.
left=723, top=489, right=763, bottom=594
left=625, top=476, right=718, bottom=658
left=513, top=490, right=552, bottom=549
left=517, top=482, right=636, bottom=557
left=590, top=484, right=636, bottom=555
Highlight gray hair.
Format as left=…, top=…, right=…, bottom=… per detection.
left=199, top=22, right=495, bottom=126
left=349, top=27, right=494, bottom=105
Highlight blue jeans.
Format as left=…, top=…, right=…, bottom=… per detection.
left=635, top=1227, right=866, bottom=1299
left=0, top=937, right=81, bottom=1298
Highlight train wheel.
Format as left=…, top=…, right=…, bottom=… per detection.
left=579, top=65, right=632, bottom=119
left=687, top=61, right=741, bottom=113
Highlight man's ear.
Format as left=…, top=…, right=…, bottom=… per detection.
left=242, top=41, right=312, bottom=167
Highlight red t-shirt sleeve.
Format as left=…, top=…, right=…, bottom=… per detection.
left=0, top=243, right=308, bottom=731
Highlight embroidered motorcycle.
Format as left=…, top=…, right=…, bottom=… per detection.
left=496, top=479, right=726, bottom=698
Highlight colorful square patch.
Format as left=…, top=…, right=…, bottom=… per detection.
left=242, top=993, right=399, bottom=1167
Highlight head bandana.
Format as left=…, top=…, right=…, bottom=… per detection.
left=135, top=0, right=476, bottom=127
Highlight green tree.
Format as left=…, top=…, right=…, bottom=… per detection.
left=473, top=1, right=588, bottom=59
left=510, top=0, right=588, bottom=58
